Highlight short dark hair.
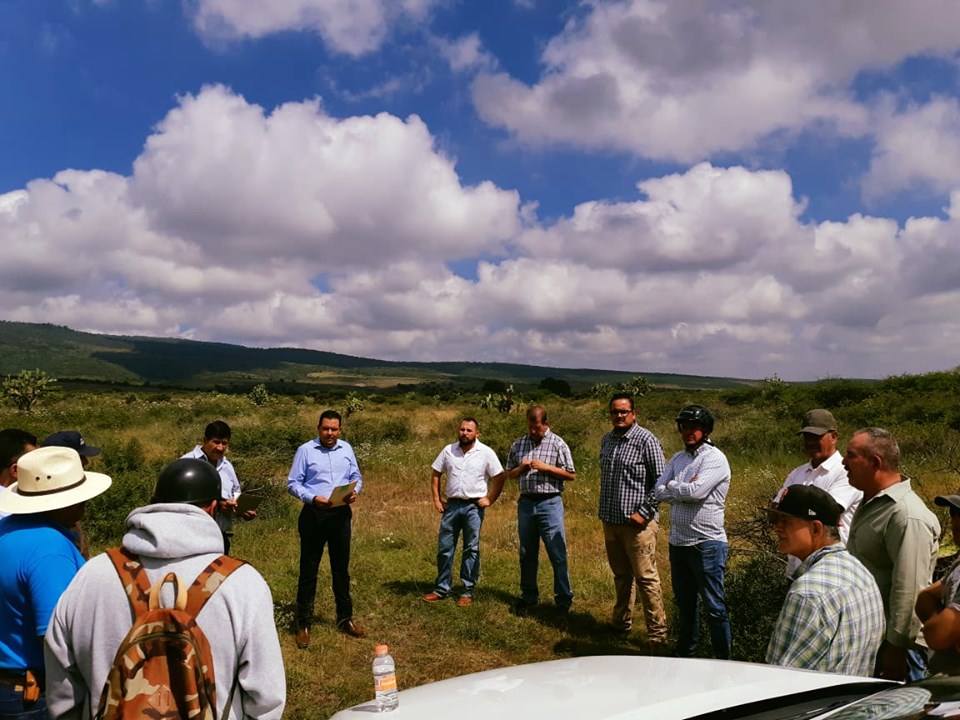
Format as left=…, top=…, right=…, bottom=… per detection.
left=319, top=409, right=343, bottom=425
left=526, top=406, right=547, bottom=423
left=460, top=417, right=479, bottom=429
left=609, top=393, right=634, bottom=411
left=0, top=428, right=37, bottom=468
left=204, top=420, right=231, bottom=440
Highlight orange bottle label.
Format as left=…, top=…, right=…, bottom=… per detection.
left=375, top=674, right=397, bottom=692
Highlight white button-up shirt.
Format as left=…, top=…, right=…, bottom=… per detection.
left=431, top=441, right=503, bottom=499
left=775, top=450, right=862, bottom=576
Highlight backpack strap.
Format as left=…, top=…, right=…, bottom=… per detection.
left=106, top=547, right=152, bottom=616
left=184, top=555, right=246, bottom=617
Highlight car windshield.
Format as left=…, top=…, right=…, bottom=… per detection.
left=826, top=675, right=960, bottom=719
left=687, top=682, right=895, bottom=720
left=686, top=676, right=960, bottom=720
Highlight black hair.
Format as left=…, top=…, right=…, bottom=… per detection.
left=0, top=428, right=37, bottom=468
left=204, top=420, right=231, bottom=440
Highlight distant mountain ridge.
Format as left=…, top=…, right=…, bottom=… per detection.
left=0, top=321, right=758, bottom=391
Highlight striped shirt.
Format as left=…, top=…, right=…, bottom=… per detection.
left=766, top=544, right=885, bottom=676
left=655, top=442, right=730, bottom=545
left=506, top=429, right=575, bottom=495
left=598, top=423, right=666, bottom=524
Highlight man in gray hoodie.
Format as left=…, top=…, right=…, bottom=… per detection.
left=43, top=458, right=286, bottom=720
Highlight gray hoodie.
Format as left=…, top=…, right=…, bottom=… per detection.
left=44, top=503, right=286, bottom=720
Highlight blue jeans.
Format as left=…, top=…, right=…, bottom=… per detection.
left=434, top=499, right=484, bottom=596
left=518, top=495, right=573, bottom=607
left=669, top=541, right=731, bottom=659
left=0, top=682, right=46, bottom=720
left=907, top=648, right=928, bottom=682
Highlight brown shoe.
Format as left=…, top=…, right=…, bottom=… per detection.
left=456, top=595, right=473, bottom=607
left=295, top=627, right=310, bottom=649
left=338, top=619, right=367, bottom=638
left=422, top=592, right=447, bottom=603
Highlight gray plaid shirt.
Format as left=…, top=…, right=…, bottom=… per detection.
left=506, top=429, right=575, bottom=495
left=598, top=423, right=666, bottom=524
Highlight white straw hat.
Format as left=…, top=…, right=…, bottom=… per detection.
left=0, top=446, right=112, bottom=514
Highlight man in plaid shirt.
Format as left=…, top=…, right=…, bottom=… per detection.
left=766, top=485, right=885, bottom=675
left=598, top=393, right=668, bottom=643
left=488, top=406, right=576, bottom=613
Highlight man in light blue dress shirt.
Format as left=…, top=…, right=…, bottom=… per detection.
left=288, top=410, right=365, bottom=647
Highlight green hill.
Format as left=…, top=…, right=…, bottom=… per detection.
left=0, top=321, right=758, bottom=392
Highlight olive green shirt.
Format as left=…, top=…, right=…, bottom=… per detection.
left=847, top=478, right=940, bottom=649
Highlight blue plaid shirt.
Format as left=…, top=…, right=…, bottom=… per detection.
left=507, top=429, right=575, bottom=495
left=598, top=423, right=666, bottom=524
left=766, top=544, right=885, bottom=676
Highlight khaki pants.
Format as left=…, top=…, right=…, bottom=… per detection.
left=602, top=520, right=668, bottom=641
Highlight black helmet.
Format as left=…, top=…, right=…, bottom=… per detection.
left=152, top=458, right=221, bottom=504
left=675, top=405, right=715, bottom=435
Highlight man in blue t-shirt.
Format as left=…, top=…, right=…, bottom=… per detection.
left=0, top=446, right=111, bottom=719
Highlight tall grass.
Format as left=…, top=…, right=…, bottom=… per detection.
left=2, top=381, right=959, bottom=718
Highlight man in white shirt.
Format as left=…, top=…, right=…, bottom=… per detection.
left=182, top=420, right=254, bottom=556
left=422, top=418, right=503, bottom=607
left=773, top=409, right=862, bottom=577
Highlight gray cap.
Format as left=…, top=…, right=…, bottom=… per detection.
left=798, top=409, right=837, bottom=436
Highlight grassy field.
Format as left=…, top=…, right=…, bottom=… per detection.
left=3, top=379, right=960, bottom=718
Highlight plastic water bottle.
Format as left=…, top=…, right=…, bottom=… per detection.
left=372, top=644, right=398, bottom=712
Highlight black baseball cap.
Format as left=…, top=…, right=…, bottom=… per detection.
left=934, top=494, right=960, bottom=512
left=768, top=485, right=843, bottom=526
left=42, top=430, right=101, bottom=457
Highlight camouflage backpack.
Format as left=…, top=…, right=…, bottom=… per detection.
left=95, top=547, right=245, bottom=720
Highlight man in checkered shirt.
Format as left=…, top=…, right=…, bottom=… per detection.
left=597, top=393, right=669, bottom=643
left=487, top=406, right=576, bottom=613
left=765, top=485, right=885, bottom=675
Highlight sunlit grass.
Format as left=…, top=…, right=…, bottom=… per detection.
left=3, top=387, right=959, bottom=719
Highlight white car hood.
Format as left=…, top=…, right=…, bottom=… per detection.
left=331, top=655, right=883, bottom=720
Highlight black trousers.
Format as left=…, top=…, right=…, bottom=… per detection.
left=296, top=504, right=353, bottom=627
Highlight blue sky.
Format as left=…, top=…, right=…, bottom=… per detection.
left=3, top=0, right=960, bottom=380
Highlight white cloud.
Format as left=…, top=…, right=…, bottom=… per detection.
left=129, top=85, right=521, bottom=268
left=864, top=96, right=960, bottom=199
left=6, top=86, right=960, bottom=378
left=188, top=0, right=440, bottom=56
left=471, top=0, right=960, bottom=161
left=435, top=33, right=498, bottom=74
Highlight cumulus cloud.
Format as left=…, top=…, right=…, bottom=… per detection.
left=0, top=85, right=522, bottom=341
left=5, top=85, right=960, bottom=378
left=471, top=0, right=960, bottom=161
left=863, top=96, right=960, bottom=199
left=129, top=85, right=520, bottom=268
left=188, top=0, right=440, bottom=56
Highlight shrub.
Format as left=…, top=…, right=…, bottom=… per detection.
left=539, top=377, right=572, bottom=397
left=248, top=383, right=271, bottom=406
left=2, top=369, right=57, bottom=413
